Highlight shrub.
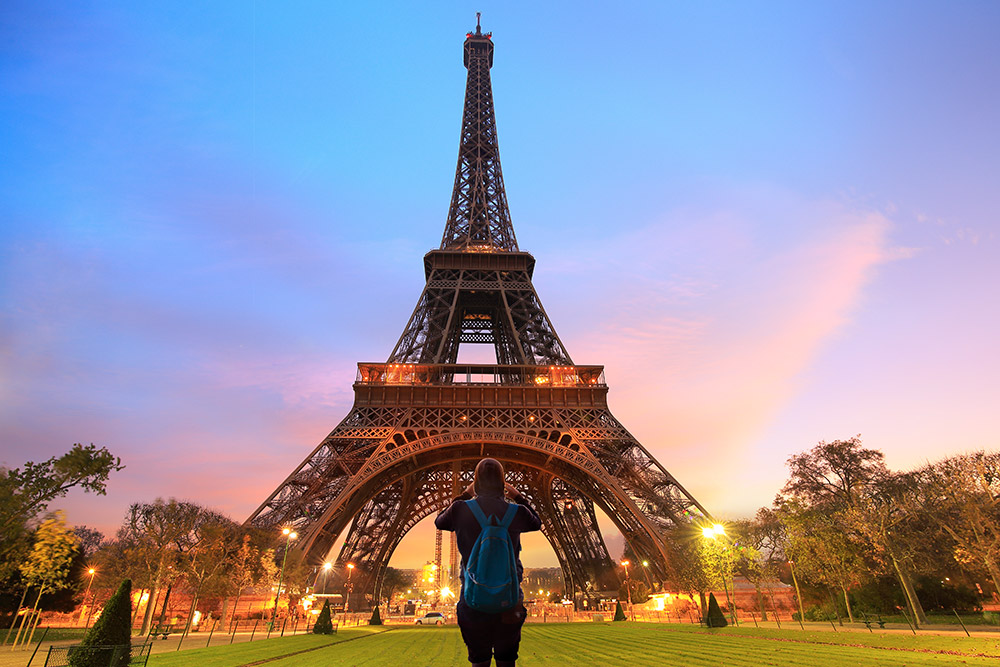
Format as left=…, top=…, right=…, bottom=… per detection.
left=312, top=601, right=333, bottom=635
left=613, top=600, right=626, bottom=622
left=69, top=579, right=132, bottom=667
left=705, top=593, right=727, bottom=628
left=369, top=606, right=382, bottom=625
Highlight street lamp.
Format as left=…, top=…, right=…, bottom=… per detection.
left=271, top=528, right=297, bottom=628
left=81, top=568, right=96, bottom=627
left=640, top=560, right=653, bottom=589
left=322, top=562, right=332, bottom=595
left=345, top=563, right=355, bottom=613
left=620, top=560, right=635, bottom=621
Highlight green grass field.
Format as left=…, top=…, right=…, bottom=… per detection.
left=144, top=623, right=1000, bottom=667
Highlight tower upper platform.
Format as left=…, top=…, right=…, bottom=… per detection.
left=440, top=17, right=518, bottom=252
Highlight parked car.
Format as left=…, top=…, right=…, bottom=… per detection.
left=415, top=611, right=447, bottom=625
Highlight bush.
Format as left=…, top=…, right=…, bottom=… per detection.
left=312, top=601, right=333, bottom=635
left=69, top=579, right=132, bottom=667
left=705, top=593, right=727, bottom=628
left=369, top=606, right=382, bottom=625
left=613, top=600, right=626, bottom=622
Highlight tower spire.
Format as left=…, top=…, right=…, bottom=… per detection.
left=441, top=17, right=518, bottom=252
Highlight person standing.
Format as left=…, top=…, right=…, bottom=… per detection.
left=436, top=458, right=542, bottom=667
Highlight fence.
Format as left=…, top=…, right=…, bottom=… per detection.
left=43, top=643, right=152, bottom=667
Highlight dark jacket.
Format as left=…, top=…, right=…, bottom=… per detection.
left=435, top=489, right=542, bottom=584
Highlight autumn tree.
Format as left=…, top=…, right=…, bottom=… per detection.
left=777, top=436, right=930, bottom=625
left=779, top=501, right=865, bottom=622
left=15, top=512, right=79, bottom=646
left=114, top=499, right=204, bottom=634
left=0, top=444, right=122, bottom=579
left=175, top=510, right=242, bottom=634
left=729, top=513, right=788, bottom=621
left=914, top=452, right=1000, bottom=598
left=846, top=472, right=929, bottom=625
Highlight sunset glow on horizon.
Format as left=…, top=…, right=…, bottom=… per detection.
left=2, top=2, right=998, bottom=569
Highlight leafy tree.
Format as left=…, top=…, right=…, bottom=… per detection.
left=914, top=452, right=1000, bottom=598
left=72, top=527, right=105, bottom=558
left=175, top=511, right=242, bottom=634
left=16, top=511, right=79, bottom=644
left=378, top=567, right=410, bottom=604
left=224, top=533, right=267, bottom=629
left=312, top=600, right=333, bottom=634
left=0, top=444, right=122, bottom=579
left=733, top=510, right=788, bottom=621
left=705, top=593, right=727, bottom=627
left=781, top=436, right=887, bottom=509
left=70, top=578, right=132, bottom=667
left=779, top=502, right=866, bottom=622
left=847, top=473, right=930, bottom=625
left=114, top=499, right=204, bottom=634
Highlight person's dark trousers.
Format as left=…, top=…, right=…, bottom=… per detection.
left=457, top=598, right=526, bottom=665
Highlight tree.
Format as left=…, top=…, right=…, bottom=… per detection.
left=69, top=579, right=132, bottom=667
left=915, top=452, right=1000, bottom=598
left=15, top=511, right=79, bottom=645
left=0, top=444, right=123, bottom=579
left=175, top=511, right=242, bottom=634
left=312, top=600, right=333, bottom=634
left=224, top=533, right=267, bottom=629
left=781, top=436, right=887, bottom=509
left=847, top=473, right=930, bottom=625
left=72, top=527, right=105, bottom=558
left=705, top=593, right=727, bottom=627
left=733, top=510, right=788, bottom=621
left=779, top=502, right=866, bottom=623
left=114, top=498, right=204, bottom=634
left=612, top=600, right=626, bottom=621
left=379, top=567, right=410, bottom=604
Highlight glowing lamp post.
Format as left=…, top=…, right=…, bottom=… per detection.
left=271, top=528, right=297, bottom=628
left=621, top=560, right=635, bottom=621
left=81, top=568, right=96, bottom=627
left=345, top=563, right=355, bottom=613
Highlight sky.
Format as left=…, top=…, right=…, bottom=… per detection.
left=2, top=1, right=998, bottom=569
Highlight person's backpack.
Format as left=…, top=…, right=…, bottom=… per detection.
left=462, top=499, right=520, bottom=613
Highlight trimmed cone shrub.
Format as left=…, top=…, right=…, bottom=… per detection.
left=312, top=600, right=334, bottom=635
left=369, top=605, right=382, bottom=625
left=613, top=600, right=627, bottom=622
left=706, top=592, right=728, bottom=628
left=69, top=578, right=133, bottom=667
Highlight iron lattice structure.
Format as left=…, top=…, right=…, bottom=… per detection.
left=249, top=20, right=709, bottom=607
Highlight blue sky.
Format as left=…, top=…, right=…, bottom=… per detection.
left=2, top=1, right=998, bottom=567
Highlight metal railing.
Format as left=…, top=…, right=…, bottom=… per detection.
left=44, top=642, right=152, bottom=667
left=356, top=363, right=606, bottom=388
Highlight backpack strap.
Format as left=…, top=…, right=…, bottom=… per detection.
left=498, top=502, right=518, bottom=529
left=465, top=499, right=490, bottom=528
left=466, top=499, right=518, bottom=528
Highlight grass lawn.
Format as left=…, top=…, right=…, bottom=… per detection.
left=142, top=622, right=1000, bottom=666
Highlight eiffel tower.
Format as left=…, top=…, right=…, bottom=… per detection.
left=249, top=17, right=709, bottom=607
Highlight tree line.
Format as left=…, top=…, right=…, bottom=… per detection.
left=676, top=437, right=999, bottom=627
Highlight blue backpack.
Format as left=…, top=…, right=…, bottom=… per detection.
left=462, top=499, right=520, bottom=613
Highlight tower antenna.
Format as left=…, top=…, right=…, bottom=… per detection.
left=476, top=12, right=482, bottom=35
